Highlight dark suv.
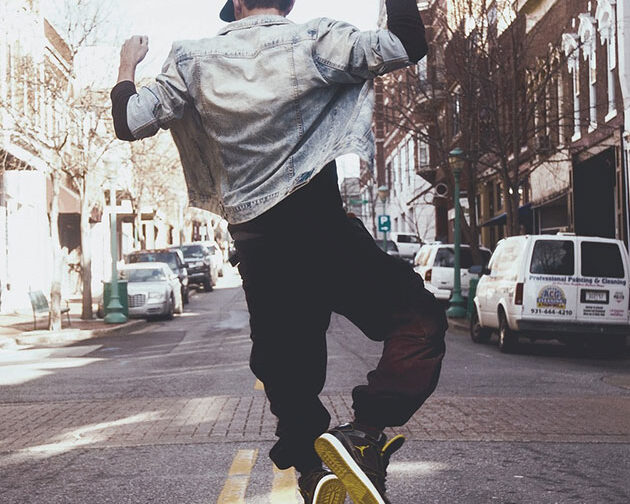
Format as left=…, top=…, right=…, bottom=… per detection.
left=171, top=244, right=214, bottom=291
left=127, top=249, right=189, bottom=304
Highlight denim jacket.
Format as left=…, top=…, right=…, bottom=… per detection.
left=126, top=15, right=410, bottom=223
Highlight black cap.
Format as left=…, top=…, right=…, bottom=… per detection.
left=220, top=1, right=236, bottom=22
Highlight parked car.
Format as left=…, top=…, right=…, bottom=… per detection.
left=423, top=281, right=451, bottom=304
left=390, top=232, right=422, bottom=262
left=119, top=262, right=183, bottom=319
left=471, top=234, right=630, bottom=353
left=200, top=240, right=224, bottom=277
left=172, top=243, right=216, bottom=291
left=375, top=239, right=400, bottom=257
left=414, top=243, right=491, bottom=298
left=127, top=249, right=189, bottom=304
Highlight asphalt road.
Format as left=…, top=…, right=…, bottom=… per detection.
left=1, top=267, right=629, bottom=503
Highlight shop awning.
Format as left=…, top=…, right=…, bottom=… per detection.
left=481, top=203, right=532, bottom=227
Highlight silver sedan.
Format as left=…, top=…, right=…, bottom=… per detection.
left=119, top=263, right=183, bottom=319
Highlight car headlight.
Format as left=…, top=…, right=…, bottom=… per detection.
left=148, top=291, right=166, bottom=301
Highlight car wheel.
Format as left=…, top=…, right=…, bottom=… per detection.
left=470, top=308, right=491, bottom=343
left=203, top=276, right=213, bottom=292
left=166, top=295, right=175, bottom=320
left=498, top=310, right=517, bottom=353
left=182, top=286, right=189, bottom=305
left=175, top=292, right=184, bottom=314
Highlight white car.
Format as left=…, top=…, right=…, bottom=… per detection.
left=119, top=262, right=183, bottom=319
left=471, top=234, right=630, bottom=353
left=200, top=240, right=224, bottom=278
left=423, top=281, right=451, bottom=304
left=390, top=232, right=422, bottom=262
left=414, top=243, right=492, bottom=298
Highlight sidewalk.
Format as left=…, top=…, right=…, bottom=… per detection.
left=0, top=298, right=145, bottom=348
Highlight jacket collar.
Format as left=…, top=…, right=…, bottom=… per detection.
left=218, top=15, right=293, bottom=36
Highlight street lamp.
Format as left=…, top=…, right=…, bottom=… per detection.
left=378, top=185, right=389, bottom=251
left=446, top=148, right=467, bottom=318
left=104, top=181, right=127, bottom=324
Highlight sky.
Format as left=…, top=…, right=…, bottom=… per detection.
left=54, top=0, right=381, bottom=80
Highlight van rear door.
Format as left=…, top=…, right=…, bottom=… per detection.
left=576, top=239, right=630, bottom=325
left=522, top=238, right=579, bottom=323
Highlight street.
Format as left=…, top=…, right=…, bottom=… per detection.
left=1, top=269, right=629, bottom=504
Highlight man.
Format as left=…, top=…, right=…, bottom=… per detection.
left=111, top=1, right=447, bottom=503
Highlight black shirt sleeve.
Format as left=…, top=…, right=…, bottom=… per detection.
left=386, top=0, right=428, bottom=63
left=110, top=80, right=137, bottom=141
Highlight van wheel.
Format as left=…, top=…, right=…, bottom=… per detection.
left=498, top=311, right=517, bottom=353
left=596, top=335, right=626, bottom=358
left=470, top=309, right=491, bottom=343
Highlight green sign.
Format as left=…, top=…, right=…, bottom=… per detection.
left=378, top=215, right=391, bottom=232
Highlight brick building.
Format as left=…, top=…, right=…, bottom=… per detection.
left=374, top=0, right=630, bottom=251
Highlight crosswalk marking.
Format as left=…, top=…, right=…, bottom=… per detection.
left=217, top=449, right=258, bottom=504
left=254, top=379, right=264, bottom=391
left=270, top=465, right=300, bottom=503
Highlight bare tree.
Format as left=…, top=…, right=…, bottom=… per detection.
left=127, top=132, right=187, bottom=249
left=380, top=0, right=600, bottom=251
left=0, top=0, right=113, bottom=326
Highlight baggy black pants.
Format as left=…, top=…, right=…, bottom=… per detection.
left=230, top=163, right=447, bottom=472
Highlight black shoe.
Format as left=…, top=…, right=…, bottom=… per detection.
left=314, top=423, right=405, bottom=504
left=298, top=469, right=346, bottom=504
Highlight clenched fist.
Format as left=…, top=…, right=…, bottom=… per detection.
left=120, top=35, right=149, bottom=68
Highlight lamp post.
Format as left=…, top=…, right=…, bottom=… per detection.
left=104, top=182, right=127, bottom=324
left=446, top=148, right=467, bottom=318
left=377, top=185, right=389, bottom=251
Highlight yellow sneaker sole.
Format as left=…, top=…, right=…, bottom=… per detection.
left=315, top=434, right=385, bottom=504
left=313, top=474, right=347, bottom=504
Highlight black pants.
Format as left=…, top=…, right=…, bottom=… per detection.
left=230, top=163, right=447, bottom=472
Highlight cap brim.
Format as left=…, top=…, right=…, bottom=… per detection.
left=220, top=0, right=236, bottom=22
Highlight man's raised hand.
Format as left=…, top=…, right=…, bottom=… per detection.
left=117, top=35, right=149, bottom=84
left=121, top=35, right=149, bottom=67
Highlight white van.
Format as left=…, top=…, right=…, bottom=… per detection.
left=414, top=243, right=492, bottom=300
left=471, top=234, right=630, bottom=352
left=390, top=232, right=422, bottom=262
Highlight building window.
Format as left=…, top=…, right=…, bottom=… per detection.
left=417, top=58, right=428, bottom=84
left=596, top=0, right=617, bottom=121
left=407, top=137, right=414, bottom=187
left=452, top=93, right=462, bottom=137
left=578, top=14, right=597, bottom=131
left=562, top=33, right=581, bottom=141
left=496, top=183, right=503, bottom=211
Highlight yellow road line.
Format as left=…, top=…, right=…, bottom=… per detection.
left=217, top=449, right=258, bottom=504
left=270, top=465, right=299, bottom=504
left=254, top=379, right=264, bottom=391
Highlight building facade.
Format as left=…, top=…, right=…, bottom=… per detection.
left=0, top=0, right=82, bottom=312
left=377, top=0, right=630, bottom=251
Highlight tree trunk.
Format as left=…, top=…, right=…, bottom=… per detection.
left=134, top=206, right=144, bottom=249
left=504, top=185, right=520, bottom=236
left=49, top=171, right=62, bottom=331
left=80, top=178, right=93, bottom=320
left=466, top=165, right=482, bottom=264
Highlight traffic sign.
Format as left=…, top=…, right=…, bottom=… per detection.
left=378, top=215, right=391, bottom=232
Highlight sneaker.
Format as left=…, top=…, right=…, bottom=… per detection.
left=314, top=423, right=405, bottom=504
left=297, top=469, right=346, bottom=504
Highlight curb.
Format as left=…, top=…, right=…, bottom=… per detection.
left=447, top=316, right=469, bottom=332
left=10, top=319, right=147, bottom=347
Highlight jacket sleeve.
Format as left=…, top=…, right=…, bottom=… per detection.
left=387, top=0, right=428, bottom=63
left=125, top=45, right=190, bottom=139
left=313, top=18, right=410, bottom=84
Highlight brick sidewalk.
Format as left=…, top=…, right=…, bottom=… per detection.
left=1, top=394, right=628, bottom=456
